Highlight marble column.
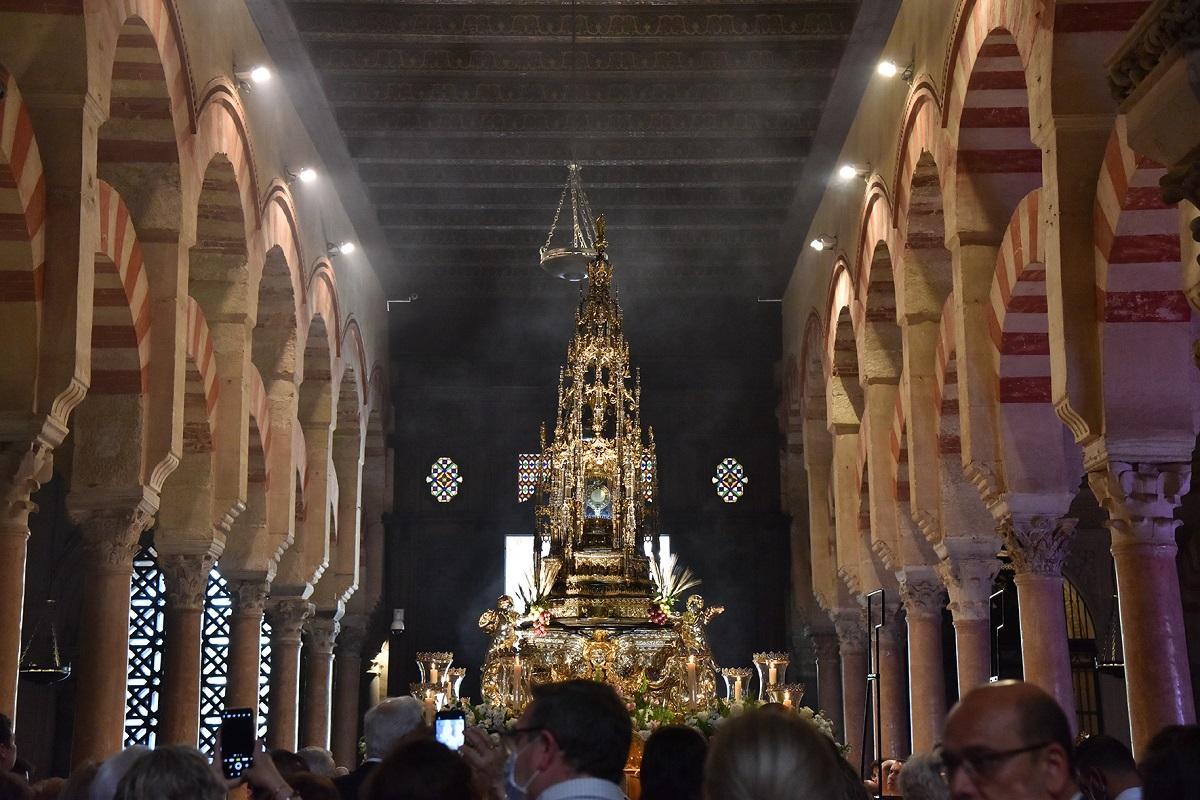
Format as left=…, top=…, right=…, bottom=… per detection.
left=939, top=552, right=1001, bottom=696
left=900, top=578, right=947, bottom=754
left=835, top=610, right=869, bottom=772
left=70, top=502, right=155, bottom=767
left=159, top=553, right=215, bottom=746
left=301, top=617, right=339, bottom=749
left=226, top=580, right=269, bottom=714
left=0, top=443, right=53, bottom=721
left=1001, top=515, right=1078, bottom=730
left=265, top=599, right=314, bottom=751
left=877, top=618, right=910, bottom=759
left=1090, top=462, right=1196, bottom=755
left=811, top=631, right=843, bottom=737
left=332, top=618, right=367, bottom=768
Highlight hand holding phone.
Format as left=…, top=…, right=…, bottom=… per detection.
left=435, top=708, right=466, bottom=751
left=219, top=708, right=255, bottom=779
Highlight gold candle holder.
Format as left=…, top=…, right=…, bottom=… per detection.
left=415, top=651, right=454, bottom=685
left=752, top=652, right=789, bottom=701
left=767, top=683, right=806, bottom=709
left=720, top=667, right=753, bottom=702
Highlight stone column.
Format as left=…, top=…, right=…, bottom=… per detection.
left=265, top=599, right=314, bottom=751
left=1000, top=515, right=1078, bottom=730
left=0, top=443, right=54, bottom=721
left=332, top=618, right=367, bottom=768
left=877, top=617, right=909, bottom=760
left=226, top=580, right=269, bottom=714
left=900, top=578, right=946, bottom=754
left=70, top=502, right=155, bottom=767
left=835, top=610, right=869, bottom=772
left=158, top=553, right=215, bottom=746
left=811, top=631, right=843, bottom=737
left=301, top=617, right=339, bottom=749
left=1090, top=462, right=1197, bottom=755
left=939, top=552, right=1001, bottom=696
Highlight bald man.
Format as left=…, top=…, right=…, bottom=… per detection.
left=940, top=681, right=1078, bottom=800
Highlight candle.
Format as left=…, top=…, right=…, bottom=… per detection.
left=733, top=676, right=743, bottom=702
left=782, top=689, right=793, bottom=709
left=423, top=690, right=436, bottom=724
left=512, top=656, right=523, bottom=703
left=686, top=656, right=698, bottom=706
left=768, top=664, right=777, bottom=686
left=431, top=667, right=439, bottom=684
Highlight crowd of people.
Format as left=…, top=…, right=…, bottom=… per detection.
left=3, top=679, right=1200, bottom=800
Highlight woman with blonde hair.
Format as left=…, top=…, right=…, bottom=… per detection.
left=704, top=709, right=851, bottom=800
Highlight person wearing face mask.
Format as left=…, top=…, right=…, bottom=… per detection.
left=498, top=680, right=632, bottom=800
left=1074, top=736, right=1140, bottom=800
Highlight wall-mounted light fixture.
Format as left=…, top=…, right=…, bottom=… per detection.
left=837, top=163, right=871, bottom=182
left=877, top=59, right=914, bottom=83
left=810, top=235, right=838, bottom=252
left=287, top=166, right=317, bottom=186
left=234, top=64, right=272, bottom=93
left=327, top=240, right=356, bottom=257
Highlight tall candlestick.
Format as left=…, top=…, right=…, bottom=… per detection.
left=512, top=656, right=523, bottom=706
left=687, top=656, right=698, bottom=707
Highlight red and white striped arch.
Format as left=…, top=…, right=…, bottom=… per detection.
left=193, top=83, right=262, bottom=237
left=93, top=180, right=151, bottom=395
left=943, top=0, right=1038, bottom=136
left=248, top=365, right=273, bottom=485
left=184, top=297, right=219, bottom=426
left=260, top=185, right=307, bottom=321
left=933, top=297, right=961, bottom=463
left=0, top=65, right=46, bottom=310
left=893, top=81, right=953, bottom=236
left=989, top=190, right=1047, bottom=404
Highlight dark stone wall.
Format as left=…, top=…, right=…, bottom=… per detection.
left=385, top=290, right=791, bottom=699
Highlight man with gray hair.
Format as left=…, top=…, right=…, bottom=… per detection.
left=334, top=696, right=426, bottom=800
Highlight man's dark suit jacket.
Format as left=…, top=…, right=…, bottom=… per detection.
left=334, top=761, right=379, bottom=800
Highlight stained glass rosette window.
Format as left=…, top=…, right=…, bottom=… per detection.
left=712, top=458, right=749, bottom=503
left=427, top=457, right=463, bottom=503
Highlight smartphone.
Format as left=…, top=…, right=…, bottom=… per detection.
left=220, top=707, right=255, bottom=779
left=434, top=708, right=466, bottom=751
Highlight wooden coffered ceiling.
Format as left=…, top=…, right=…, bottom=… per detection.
left=264, top=0, right=868, bottom=299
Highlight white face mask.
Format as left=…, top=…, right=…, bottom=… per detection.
left=505, top=741, right=542, bottom=800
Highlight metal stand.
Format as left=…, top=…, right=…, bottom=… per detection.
left=863, top=590, right=884, bottom=796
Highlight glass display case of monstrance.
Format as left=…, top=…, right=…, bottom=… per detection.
left=477, top=218, right=723, bottom=713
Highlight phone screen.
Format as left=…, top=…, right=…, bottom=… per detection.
left=220, top=707, right=255, bottom=779
left=435, top=714, right=465, bottom=751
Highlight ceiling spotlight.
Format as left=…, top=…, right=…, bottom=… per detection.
left=235, top=64, right=272, bottom=92
left=810, top=235, right=837, bottom=252
left=287, top=166, right=317, bottom=185
left=877, top=59, right=914, bottom=82
left=837, top=163, right=870, bottom=182
left=327, top=240, right=356, bottom=257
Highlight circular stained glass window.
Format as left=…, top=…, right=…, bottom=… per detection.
left=712, top=458, right=748, bottom=503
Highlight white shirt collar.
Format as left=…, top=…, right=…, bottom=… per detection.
left=537, top=777, right=627, bottom=800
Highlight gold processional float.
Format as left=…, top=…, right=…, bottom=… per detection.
left=410, top=219, right=806, bottom=723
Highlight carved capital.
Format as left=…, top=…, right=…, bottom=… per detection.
left=832, top=609, right=867, bottom=655
left=1000, top=515, right=1077, bottom=577
left=899, top=577, right=946, bottom=620
left=810, top=631, right=841, bottom=663
left=75, top=501, right=157, bottom=572
left=0, top=440, right=54, bottom=534
left=266, top=599, right=315, bottom=642
left=937, top=555, right=1000, bottom=622
left=160, top=553, right=216, bottom=610
left=336, top=615, right=370, bottom=657
left=1108, top=0, right=1200, bottom=101
left=230, top=579, right=271, bottom=617
left=963, top=460, right=1005, bottom=515
left=306, top=617, right=340, bottom=654
left=1088, top=461, right=1191, bottom=548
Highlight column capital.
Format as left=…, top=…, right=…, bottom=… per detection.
left=306, top=617, right=340, bottom=655
left=810, top=631, right=841, bottom=662
left=72, top=498, right=157, bottom=572
left=229, top=579, right=271, bottom=617
left=159, top=553, right=216, bottom=610
left=832, top=609, right=867, bottom=655
left=899, top=577, right=946, bottom=621
left=937, top=551, right=1001, bottom=622
left=999, top=515, right=1077, bottom=577
left=1088, top=461, right=1191, bottom=548
left=1, top=439, right=54, bottom=535
left=266, top=599, right=315, bottom=643
left=335, top=615, right=369, bottom=657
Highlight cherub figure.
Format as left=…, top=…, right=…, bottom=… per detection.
left=478, top=594, right=520, bottom=651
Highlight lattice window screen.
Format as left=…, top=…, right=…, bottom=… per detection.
left=258, top=618, right=272, bottom=739
left=199, top=567, right=232, bottom=752
left=124, top=544, right=166, bottom=747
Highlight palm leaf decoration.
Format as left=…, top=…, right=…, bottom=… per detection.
left=516, top=560, right=561, bottom=615
left=650, top=552, right=701, bottom=607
